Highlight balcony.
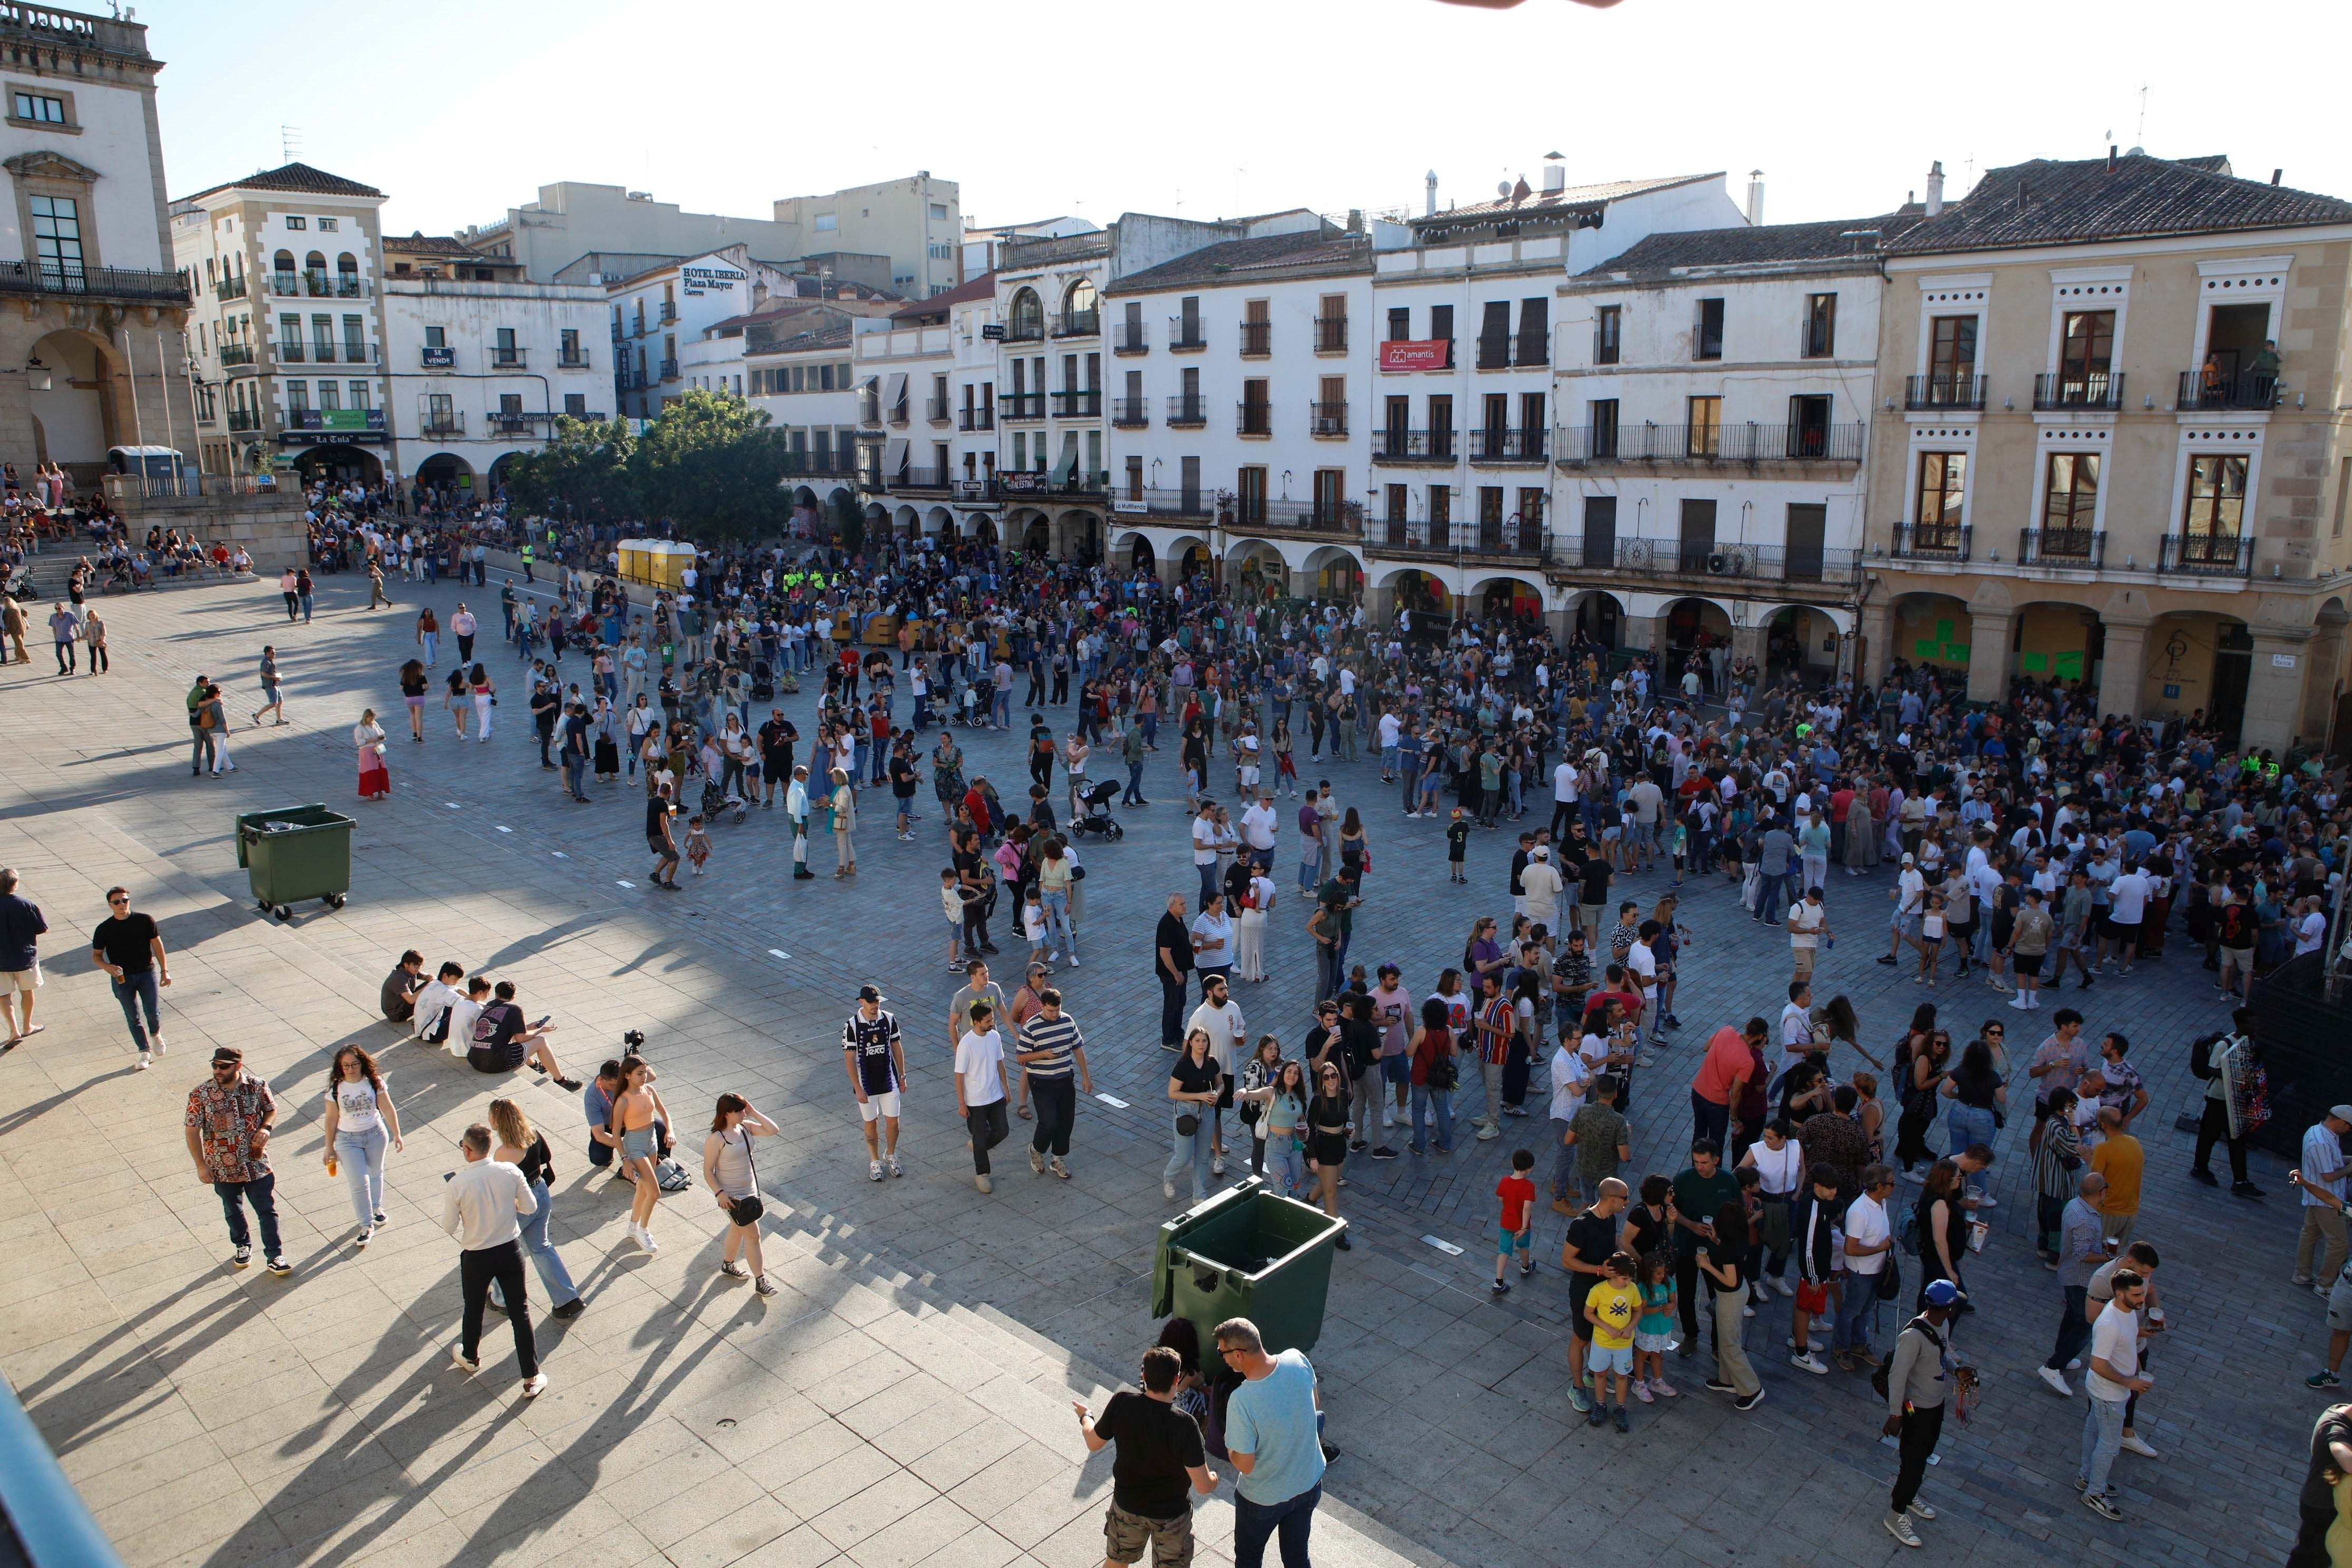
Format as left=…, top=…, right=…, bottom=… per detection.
left=886, top=397, right=909, bottom=426
left=1904, top=373, right=1987, bottom=411
left=1892, top=523, right=1971, bottom=561
left=1373, top=427, right=1457, bottom=464
left=1468, top=427, right=1548, bottom=464
left=999, top=392, right=1045, bottom=422
left=489, top=347, right=528, bottom=370
left=993, top=470, right=1109, bottom=501
left=0, top=260, right=192, bottom=306
left=610, top=320, right=624, bottom=341
left=277, top=341, right=305, bottom=364
left=1315, top=316, right=1348, bottom=354
left=220, top=345, right=256, bottom=367
left=1165, top=395, right=1208, bottom=428
left=1111, top=396, right=1149, bottom=428
left=1112, top=487, right=1360, bottom=534
left=1109, top=486, right=1213, bottom=521
left=2178, top=369, right=2278, bottom=412
left=885, top=465, right=953, bottom=492
left=658, top=302, right=678, bottom=323
left=1370, top=515, right=1550, bottom=562
left=2033, top=371, right=2124, bottom=411
left=1475, top=335, right=1511, bottom=370
left=656, top=358, right=679, bottom=380
left=2160, top=532, right=2255, bottom=577
left=1168, top=317, right=1206, bottom=352
left=419, top=414, right=466, bottom=439
left=1052, top=308, right=1100, bottom=338
left=1051, top=389, right=1102, bottom=418
left=1004, top=319, right=1044, bottom=344
left=558, top=350, right=591, bottom=370
left=1113, top=321, right=1148, bottom=354
left=2017, top=527, right=2105, bottom=569
left=1236, top=401, right=1272, bottom=437
left=1555, top=422, right=1863, bottom=466
left=1238, top=320, right=1270, bottom=357
left=1310, top=401, right=1348, bottom=438
left=924, top=396, right=950, bottom=424
left=959, top=406, right=996, bottom=431
left=227, top=409, right=262, bottom=432
left=780, top=454, right=856, bottom=478
left=213, top=275, right=248, bottom=301
left=1552, top=535, right=1861, bottom=585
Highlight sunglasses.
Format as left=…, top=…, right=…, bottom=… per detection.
left=107, top=896, right=129, bottom=905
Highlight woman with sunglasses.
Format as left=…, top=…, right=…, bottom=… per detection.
left=1304, top=1060, right=1355, bottom=1249
left=320, top=1043, right=401, bottom=1245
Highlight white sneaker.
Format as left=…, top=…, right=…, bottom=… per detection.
left=2007, top=996, right=2033, bottom=1011
left=1974, top=1195, right=1998, bottom=1209
left=1381, top=1107, right=1395, bottom=1129
left=136, top=1051, right=151, bottom=1071
left=2037, top=1365, right=2073, bottom=1397
left=1212, top=1154, right=1227, bottom=1176
left=151, top=1034, right=166, bottom=1056
left=2120, top=1435, right=2159, bottom=1458
left=1789, top=1351, right=1829, bottom=1375
left=869, top=1159, right=885, bottom=1182
left=975, top=1173, right=993, bottom=1193
left=1165, top=1179, right=1178, bottom=1200
left=521, top=1373, right=550, bottom=1397
left=356, top=1226, right=372, bottom=1249
left=638, top=1228, right=659, bottom=1253
left=888, top=1155, right=904, bottom=1178
left=1067, top=956, right=1080, bottom=968
left=450, top=1345, right=481, bottom=1374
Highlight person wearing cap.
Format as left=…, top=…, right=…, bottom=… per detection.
left=184, top=1046, right=291, bottom=1275
left=1880, top=1278, right=1961, bottom=1547
left=2291, top=1107, right=2352, bottom=1291
left=844, top=985, right=906, bottom=1181
left=1517, top=844, right=1563, bottom=933
left=1877, top=851, right=1928, bottom=969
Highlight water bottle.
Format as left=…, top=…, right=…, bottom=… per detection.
left=1825, top=935, right=1836, bottom=950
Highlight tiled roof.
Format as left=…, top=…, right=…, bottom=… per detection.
left=1580, top=211, right=1926, bottom=277
left=1409, top=172, right=1719, bottom=227
left=1108, top=229, right=1365, bottom=293
left=385, top=232, right=487, bottom=258
left=890, top=271, right=995, bottom=320
left=1886, top=152, right=2352, bottom=255
left=181, top=161, right=384, bottom=203
left=747, top=321, right=854, bottom=356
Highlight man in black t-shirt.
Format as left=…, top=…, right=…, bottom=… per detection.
left=380, top=949, right=424, bottom=1024
left=645, top=783, right=681, bottom=890
left=1155, top=895, right=1193, bottom=1051
left=1077, top=1346, right=1212, bottom=1567
left=889, top=742, right=920, bottom=839
left=90, top=886, right=168, bottom=1063
left=758, top=710, right=797, bottom=808
left=842, top=986, right=906, bottom=1179
left=467, top=979, right=579, bottom=1089
left=530, top=681, right=560, bottom=768
left=1563, top=1178, right=1626, bottom=1417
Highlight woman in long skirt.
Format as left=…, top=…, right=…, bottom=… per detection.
left=1841, top=790, right=1879, bottom=875
left=355, top=709, right=390, bottom=800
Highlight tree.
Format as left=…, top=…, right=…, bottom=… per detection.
left=628, top=389, right=790, bottom=545
left=835, top=489, right=864, bottom=554
left=503, top=415, right=638, bottom=524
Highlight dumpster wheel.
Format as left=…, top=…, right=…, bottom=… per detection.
left=273, top=905, right=292, bottom=922
left=325, top=893, right=346, bottom=910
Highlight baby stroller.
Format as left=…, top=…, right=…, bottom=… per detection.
left=698, top=773, right=747, bottom=826
left=1071, top=779, right=1124, bottom=841
left=750, top=659, right=776, bottom=702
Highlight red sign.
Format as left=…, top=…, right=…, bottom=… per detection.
left=1379, top=339, right=1452, bottom=373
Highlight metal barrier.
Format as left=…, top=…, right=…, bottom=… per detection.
left=0, top=1373, right=125, bottom=1568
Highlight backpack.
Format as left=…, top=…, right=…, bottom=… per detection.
left=1426, top=1044, right=1458, bottom=1092
left=1872, top=1315, right=1946, bottom=1399
left=2188, top=1030, right=2229, bottom=1082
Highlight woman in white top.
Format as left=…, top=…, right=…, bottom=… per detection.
left=624, top=697, right=657, bottom=782
left=354, top=710, right=390, bottom=800
left=1234, top=868, right=1277, bottom=983
left=1063, top=732, right=1090, bottom=814
left=702, top=1093, right=781, bottom=1296
left=1739, top=1117, right=1804, bottom=1300
left=321, top=1044, right=402, bottom=1244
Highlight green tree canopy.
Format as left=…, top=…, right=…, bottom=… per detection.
left=502, top=414, right=637, bottom=524
left=505, top=390, right=792, bottom=543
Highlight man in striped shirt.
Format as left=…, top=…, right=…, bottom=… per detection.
left=1015, top=989, right=1092, bottom=1180
left=843, top=986, right=907, bottom=1181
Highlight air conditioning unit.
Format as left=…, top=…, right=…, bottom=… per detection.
left=1707, top=552, right=1731, bottom=575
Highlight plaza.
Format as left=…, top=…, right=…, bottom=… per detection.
left=0, top=564, right=2325, bottom=1568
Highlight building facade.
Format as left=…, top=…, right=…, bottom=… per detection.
left=1860, top=151, right=2352, bottom=755
left=852, top=271, right=996, bottom=542
left=0, top=3, right=193, bottom=483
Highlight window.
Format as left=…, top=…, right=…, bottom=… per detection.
left=287, top=381, right=309, bottom=412
left=1240, top=378, right=1270, bottom=436
left=342, top=314, right=364, bottom=361
left=1125, top=455, right=1144, bottom=499
left=1314, top=468, right=1344, bottom=524
left=1515, top=297, right=1548, bottom=365
left=425, top=326, right=445, bottom=349
left=318, top=218, right=338, bottom=232
left=1428, top=485, right=1451, bottom=531
left=1678, top=499, right=1718, bottom=573
left=560, top=328, right=580, bottom=362
left=1786, top=504, right=1827, bottom=581
left=2059, top=310, right=2115, bottom=401
left=1430, top=305, right=1454, bottom=346
left=278, top=313, right=302, bottom=358
left=2042, top=453, right=2099, bottom=544
left=1693, top=298, right=1724, bottom=361
left=1582, top=495, right=1618, bottom=564
left=1479, top=485, right=1505, bottom=530
left=1594, top=305, right=1621, bottom=365
left=1914, top=453, right=1967, bottom=542
left=499, top=393, right=523, bottom=416
left=348, top=381, right=371, bottom=410
left=1242, top=298, right=1270, bottom=356
left=564, top=393, right=587, bottom=417
left=2183, top=454, right=2248, bottom=540
left=1009, top=288, right=1044, bottom=340
left=27, top=194, right=81, bottom=280
left=12, top=90, right=64, bottom=123
left=1787, top=394, right=1831, bottom=458
left=495, top=327, right=518, bottom=365
left=316, top=381, right=340, bottom=413
left=1589, top=398, right=1619, bottom=458
left=1237, top=466, right=1267, bottom=526
left=1483, top=393, right=1509, bottom=434
left=1687, top=395, right=1722, bottom=457
left=284, top=215, right=307, bottom=231
left=1519, top=391, right=1545, bottom=439
left=815, top=213, right=837, bottom=232
left=1387, top=306, right=1410, bottom=342
left=1802, top=293, right=1836, bottom=358
left=1928, top=315, right=1977, bottom=387
left=929, top=202, right=948, bottom=220
left=1386, top=483, right=1409, bottom=524
left=1477, top=301, right=1511, bottom=368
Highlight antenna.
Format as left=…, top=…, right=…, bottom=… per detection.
left=279, top=124, right=302, bottom=163
left=2135, top=84, right=2149, bottom=145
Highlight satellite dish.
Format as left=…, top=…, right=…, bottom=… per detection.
left=1497, top=181, right=1512, bottom=197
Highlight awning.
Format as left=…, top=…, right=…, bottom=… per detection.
left=884, top=437, right=910, bottom=478
left=882, top=371, right=908, bottom=414
left=1051, top=432, right=1079, bottom=485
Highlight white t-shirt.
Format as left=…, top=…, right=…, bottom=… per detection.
left=2084, top=1301, right=2140, bottom=1402
left=1787, top=900, right=1825, bottom=949
left=2108, top=872, right=2149, bottom=924
left=1192, top=816, right=1218, bottom=867
left=1843, top=1194, right=1890, bottom=1275
left=2298, top=912, right=2328, bottom=955
left=1242, top=874, right=1276, bottom=916
left=1897, top=868, right=1927, bottom=915
left=1554, top=761, right=1579, bottom=804
left=330, top=1074, right=385, bottom=1133
left=413, top=979, right=460, bottom=1041
left=1378, top=713, right=1401, bottom=749
left=443, top=996, right=485, bottom=1058
left=954, top=1028, right=1007, bottom=1106
left=1625, top=942, right=1658, bottom=994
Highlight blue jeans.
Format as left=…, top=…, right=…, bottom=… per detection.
left=1298, top=857, right=1319, bottom=895
left=494, top=1176, right=581, bottom=1309
left=1166, top=1112, right=1214, bottom=1200
left=1831, top=1270, right=1880, bottom=1351
left=111, top=969, right=161, bottom=1051
left=1752, top=871, right=1789, bottom=921
left=1411, top=1084, right=1454, bottom=1152
left=1041, top=888, right=1076, bottom=957
left=1199, top=861, right=1221, bottom=907
left=213, top=1172, right=283, bottom=1257
left=2080, top=1395, right=2126, bottom=1495
left=1233, top=1483, right=1320, bottom=1568
left=334, top=1124, right=388, bottom=1226
left=992, top=690, right=1011, bottom=728
left=1550, top=1117, right=1577, bottom=1200
left=1945, top=1103, right=1997, bottom=1193
left=1125, top=760, right=1146, bottom=803
left=1266, top=1136, right=1305, bottom=1197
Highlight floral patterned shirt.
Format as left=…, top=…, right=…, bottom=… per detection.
left=185, top=1072, right=277, bottom=1183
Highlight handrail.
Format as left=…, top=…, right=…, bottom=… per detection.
left=0, top=1373, right=126, bottom=1568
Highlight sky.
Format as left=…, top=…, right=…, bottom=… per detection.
left=139, top=0, right=2352, bottom=243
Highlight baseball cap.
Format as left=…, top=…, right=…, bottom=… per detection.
left=1923, top=1279, right=1962, bottom=1307
left=857, top=984, right=885, bottom=1004
left=2330, top=1105, right=2352, bottom=1123
left=1900, top=852, right=1916, bottom=866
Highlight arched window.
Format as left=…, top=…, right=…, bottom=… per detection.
left=1010, top=287, right=1042, bottom=340
left=336, top=252, right=359, bottom=298
left=1064, top=279, right=1096, bottom=316
left=272, top=249, right=296, bottom=277
left=304, top=251, right=326, bottom=272
left=336, top=252, right=358, bottom=275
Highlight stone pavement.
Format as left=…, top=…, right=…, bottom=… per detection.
left=0, top=565, right=2327, bottom=1568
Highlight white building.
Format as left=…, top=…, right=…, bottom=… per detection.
left=608, top=248, right=902, bottom=419
left=1101, top=216, right=1375, bottom=600
left=378, top=232, right=609, bottom=497
left=963, top=215, right=1097, bottom=283
left=855, top=271, right=997, bottom=541
left=1551, top=200, right=1915, bottom=677
left=0, top=2, right=194, bottom=482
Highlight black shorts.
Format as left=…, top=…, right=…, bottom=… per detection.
left=648, top=834, right=675, bottom=859
left=1569, top=1282, right=1597, bottom=1340
left=2103, top=916, right=2140, bottom=943
left=2014, top=952, right=2045, bottom=976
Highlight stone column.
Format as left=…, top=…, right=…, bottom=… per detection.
left=2096, top=617, right=2152, bottom=720
left=1857, top=600, right=1893, bottom=686
left=2301, top=610, right=2349, bottom=747
left=1731, top=623, right=1766, bottom=669
left=2245, top=627, right=2317, bottom=756
left=1964, top=609, right=2014, bottom=703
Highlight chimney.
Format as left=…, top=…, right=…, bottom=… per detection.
left=1542, top=152, right=1566, bottom=195
left=1345, top=208, right=1363, bottom=234
left=1745, top=170, right=1765, bottom=227
left=1425, top=170, right=1439, bottom=218
left=2107, top=144, right=2118, bottom=173
left=2018, top=177, right=2030, bottom=208
left=2273, top=168, right=2284, bottom=186
left=1924, top=160, right=1945, bottom=217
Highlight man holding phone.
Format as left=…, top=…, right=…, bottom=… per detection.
left=465, top=979, right=580, bottom=1090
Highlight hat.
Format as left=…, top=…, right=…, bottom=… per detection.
left=2330, top=1105, right=2352, bottom=1124
left=857, top=984, right=885, bottom=1004
left=1922, top=1279, right=1962, bottom=1307
left=1900, top=852, right=1916, bottom=865
left=1530, top=846, right=1548, bottom=860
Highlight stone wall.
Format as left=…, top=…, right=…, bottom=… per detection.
left=105, top=485, right=309, bottom=573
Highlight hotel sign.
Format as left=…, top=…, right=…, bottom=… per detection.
left=681, top=264, right=746, bottom=297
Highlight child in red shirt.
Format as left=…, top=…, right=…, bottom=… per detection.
left=1494, top=1148, right=1537, bottom=1293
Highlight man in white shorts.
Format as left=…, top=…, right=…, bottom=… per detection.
left=844, top=984, right=907, bottom=1180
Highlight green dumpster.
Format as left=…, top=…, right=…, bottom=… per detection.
left=1151, top=1177, right=1347, bottom=1356
left=235, top=805, right=354, bottom=921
